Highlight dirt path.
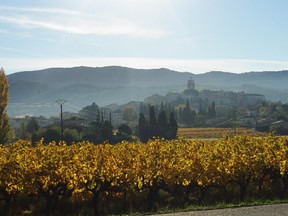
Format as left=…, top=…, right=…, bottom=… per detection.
left=153, top=203, right=288, bottom=216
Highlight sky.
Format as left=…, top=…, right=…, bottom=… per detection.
left=1, top=0, right=288, bottom=75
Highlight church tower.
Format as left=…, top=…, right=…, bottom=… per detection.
left=187, top=78, right=195, bottom=90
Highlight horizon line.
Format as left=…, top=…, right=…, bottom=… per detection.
left=6, top=65, right=288, bottom=76
left=2, top=57, right=288, bottom=75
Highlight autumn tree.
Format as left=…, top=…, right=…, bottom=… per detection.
left=0, top=68, right=12, bottom=144
left=122, top=105, right=137, bottom=121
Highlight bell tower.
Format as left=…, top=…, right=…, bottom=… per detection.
left=187, top=77, right=195, bottom=90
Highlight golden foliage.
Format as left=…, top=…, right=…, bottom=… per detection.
left=0, top=68, right=12, bottom=144
left=0, top=134, right=288, bottom=200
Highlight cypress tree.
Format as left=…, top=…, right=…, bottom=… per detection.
left=149, top=106, right=157, bottom=126
left=101, top=120, right=113, bottom=142
left=158, top=111, right=167, bottom=126
left=183, top=99, right=191, bottom=125
left=191, top=110, right=196, bottom=125
left=0, top=68, right=12, bottom=144
left=211, top=101, right=216, bottom=117
left=158, top=111, right=167, bottom=138
left=139, top=113, right=148, bottom=142
left=139, top=102, right=144, bottom=114
left=160, top=102, right=164, bottom=112
left=208, top=104, right=212, bottom=117
left=207, top=101, right=216, bottom=118
left=97, top=110, right=100, bottom=122
left=179, top=107, right=183, bottom=122
left=149, top=106, right=157, bottom=138
left=168, top=112, right=178, bottom=139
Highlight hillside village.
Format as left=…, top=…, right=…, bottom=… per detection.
left=145, top=78, right=265, bottom=112
left=143, top=78, right=266, bottom=127
left=10, top=78, right=288, bottom=142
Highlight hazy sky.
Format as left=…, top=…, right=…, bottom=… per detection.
left=1, top=0, right=288, bottom=74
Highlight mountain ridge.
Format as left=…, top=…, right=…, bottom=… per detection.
left=8, top=66, right=192, bottom=88
left=7, top=66, right=288, bottom=116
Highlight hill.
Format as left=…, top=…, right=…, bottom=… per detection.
left=8, top=66, right=191, bottom=88
left=7, top=66, right=288, bottom=116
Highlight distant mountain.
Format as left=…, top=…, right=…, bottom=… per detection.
left=190, top=70, right=288, bottom=90
left=8, top=66, right=191, bottom=88
left=7, top=66, right=288, bottom=116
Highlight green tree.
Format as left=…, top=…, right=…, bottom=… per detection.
left=149, top=106, right=157, bottom=126
left=211, top=101, right=216, bottom=117
left=195, top=114, right=206, bottom=127
left=97, top=110, right=101, bottom=122
left=0, top=68, right=12, bottom=144
left=149, top=106, right=157, bottom=138
left=158, top=111, right=167, bottom=126
left=26, top=117, right=39, bottom=135
left=138, top=113, right=148, bottom=142
left=79, top=102, right=99, bottom=121
left=158, top=111, right=168, bottom=138
left=208, top=101, right=216, bottom=118
left=118, top=124, right=132, bottom=136
left=183, top=100, right=192, bottom=125
left=64, top=128, right=80, bottom=144
left=33, top=126, right=61, bottom=144
left=82, top=121, right=102, bottom=143
left=116, top=124, right=133, bottom=142
left=101, top=120, right=113, bottom=142
left=168, top=112, right=178, bottom=139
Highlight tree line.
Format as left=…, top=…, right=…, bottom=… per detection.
left=1, top=67, right=179, bottom=145
left=18, top=116, right=133, bottom=145
left=138, top=105, right=178, bottom=142
left=178, top=100, right=216, bottom=127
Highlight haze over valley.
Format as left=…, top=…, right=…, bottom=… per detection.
left=7, top=66, right=288, bottom=117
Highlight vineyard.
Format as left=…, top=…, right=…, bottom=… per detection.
left=1, top=134, right=288, bottom=215
left=178, top=127, right=265, bottom=139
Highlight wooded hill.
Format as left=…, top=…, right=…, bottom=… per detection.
left=7, top=66, right=288, bottom=116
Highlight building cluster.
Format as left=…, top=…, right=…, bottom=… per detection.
left=145, top=78, right=265, bottom=112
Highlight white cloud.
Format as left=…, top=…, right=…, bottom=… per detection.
left=2, top=57, right=288, bottom=75
left=0, top=6, right=167, bottom=38
left=0, top=6, right=82, bottom=16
